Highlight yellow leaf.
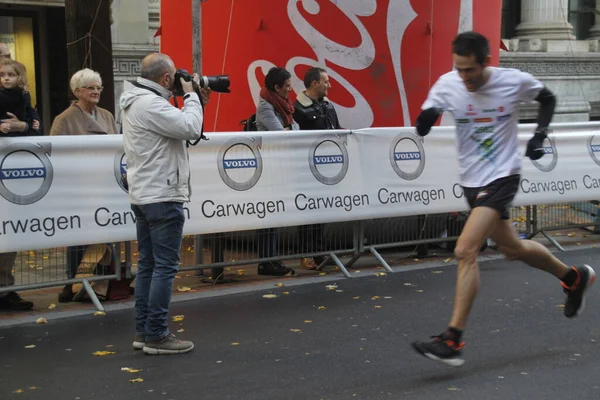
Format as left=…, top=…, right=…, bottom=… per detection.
left=129, top=378, right=144, bottom=383
left=14, top=389, right=24, bottom=393
left=93, top=351, right=116, bottom=356
left=177, top=329, right=185, bottom=333
left=448, top=387, right=460, bottom=391
left=172, top=315, right=185, bottom=322
left=414, top=258, right=420, bottom=262
left=225, top=267, right=231, bottom=271
left=24, top=345, right=36, bottom=349
left=177, top=286, right=191, bottom=292
left=36, top=318, right=47, bottom=324
left=556, top=304, right=565, bottom=309
left=376, top=272, right=386, bottom=277
left=29, top=387, right=38, bottom=390
left=304, top=320, right=312, bottom=323
left=283, top=291, right=290, bottom=295
left=262, top=294, right=278, bottom=299
left=326, top=284, right=337, bottom=290
left=444, top=258, right=452, bottom=263
left=371, top=296, right=381, bottom=300
left=416, top=290, right=424, bottom=293
left=318, top=306, right=326, bottom=310
left=237, top=269, right=245, bottom=276
left=375, top=306, right=382, bottom=309
left=431, top=270, right=443, bottom=274
left=48, top=303, right=56, bottom=310
left=275, top=282, right=284, bottom=287
left=231, top=342, right=240, bottom=346
left=319, top=272, right=327, bottom=276
left=567, top=232, right=576, bottom=237
left=289, top=329, right=302, bottom=333
left=121, top=367, right=142, bottom=373
left=353, top=296, right=360, bottom=300
left=94, top=311, right=106, bottom=317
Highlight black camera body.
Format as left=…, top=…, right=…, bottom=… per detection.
left=173, top=69, right=231, bottom=97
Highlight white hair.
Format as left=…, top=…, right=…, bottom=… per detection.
left=70, top=68, right=102, bottom=95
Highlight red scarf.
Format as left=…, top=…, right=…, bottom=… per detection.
left=260, top=87, right=294, bottom=127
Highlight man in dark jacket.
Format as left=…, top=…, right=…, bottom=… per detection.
left=293, top=67, right=341, bottom=268
left=293, top=67, right=341, bottom=131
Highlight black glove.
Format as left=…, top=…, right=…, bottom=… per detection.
left=525, top=130, right=547, bottom=161
left=415, top=108, right=442, bottom=137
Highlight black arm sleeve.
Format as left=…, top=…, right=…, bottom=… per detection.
left=415, top=107, right=442, bottom=136
left=534, top=87, right=556, bottom=131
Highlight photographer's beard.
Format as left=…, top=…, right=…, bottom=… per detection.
left=163, top=72, right=176, bottom=92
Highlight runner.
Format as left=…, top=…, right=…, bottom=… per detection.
left=411, top=31, right=596, bottom=367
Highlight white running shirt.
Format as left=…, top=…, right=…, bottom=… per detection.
left=422, top=67, right=544, bottom=187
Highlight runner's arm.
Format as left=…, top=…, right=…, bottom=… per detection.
left=533, top=87, right=556, bottom=134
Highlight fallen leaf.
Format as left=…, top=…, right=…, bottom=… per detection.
left=371, top=296, right=381, bottom=300
left=36, top=318, right=47, bottom=324
left=444, top=258, right=452, bottom=263
left=177, top=329, right=185, bottom=333
left=567, top=232, right=576, bottom=237
left=416, top=289, right=424, bottom=293
left=24, top=345, right=36, bottom=349
left=275, top=283, right=284, bottom=287
left=319, top=272, right=327, bottom=276
left=237, top=269, right=245, bottom=276
left=129, top=378, right=144, bottom=383
left=263, top=294, right=278, bottom=299
left=283, top=291, right=290, bottom=295
left=432, top=270, right=443, bottom=274
left=376, top=272, right=387, bottom=277
left=326, top=284, right=337, bottom=291
left=231, top=342, right=240, bottom=346
left=14, top=389, right=24, bottom=393
left=335, top=289, right=344, bottom=293
left=318, top=306, right=326, bottom=310
left=289, top=329, right=302, bottom=333
left=121, top=367, right=142, bottom=373
left=556, top=304, right=565, bottom=309
left=374, top=306, right=382, bottom=309
left=304, top=320, right=312, bottom=323
left=105, top=345, right=114, bottom=348
left=29, top=386, right=38, bottom=390
left=177, top=286, right=191, bottom=292
left=353, top=296, right=360, bottom=300
left=414, top=258, right=420, bottom=261
left=447, top=387, right=460, bottom=391
left=48, top=303, right=56, bottom=309
left=94, top=311, right=106, bottom=316
left=172, top=315, right=185, bottom=322
left=93, top=351, right=116, bottom=356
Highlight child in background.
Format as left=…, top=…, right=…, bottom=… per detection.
left=0, top=58, right=40, bottom=135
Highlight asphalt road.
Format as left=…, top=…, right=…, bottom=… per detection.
left=1, top=248, right=599, bottom=400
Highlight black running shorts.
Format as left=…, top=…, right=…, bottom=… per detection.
left=461, top=174, right=521, bottom=220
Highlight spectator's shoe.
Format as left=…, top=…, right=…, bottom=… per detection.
left=412, top=334, right=465, bottom=367
left=133, top=334, right=145, bottom=350
left=562, top=264, right=596, bottom=318
left=257, top=261, right=295, bottom=276
left=0, top=292, right=34, bottom=311
left=143, top=334, right=194, bottom=355
left=58, top=285, right=74, bottom=303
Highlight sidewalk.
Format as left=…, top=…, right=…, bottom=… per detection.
left=1, top=228, right=598, bottom=325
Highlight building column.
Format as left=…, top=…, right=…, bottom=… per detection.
left=589, top=0, right=600, bottom=39
left=515, top=0, right=575, bottom=39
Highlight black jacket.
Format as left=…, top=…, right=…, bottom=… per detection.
left=293, top=91, right=341, bottom=131
left=0, top=88, right=40, bottom=136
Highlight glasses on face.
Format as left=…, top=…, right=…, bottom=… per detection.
left=83, top=86, right=103, bottom=92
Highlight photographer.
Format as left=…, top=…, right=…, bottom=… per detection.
left=120, top=52, right=205, bottom=355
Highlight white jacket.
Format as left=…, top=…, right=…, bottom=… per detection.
left=120, top=77, right=203, bottom=205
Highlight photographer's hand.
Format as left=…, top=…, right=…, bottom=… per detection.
left=181, top=77, right=194, bottom=94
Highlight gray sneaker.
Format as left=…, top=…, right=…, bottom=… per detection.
left=133, top=334, right=145, bottom=350
left=143, top=334, right=194, bottom=355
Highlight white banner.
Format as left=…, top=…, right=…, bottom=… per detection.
left=1, top=122, right=600, bottom=252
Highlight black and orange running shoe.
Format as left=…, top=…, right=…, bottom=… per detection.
left=561, top=264, right=596, bottom=318
left=412, top=334, right=465, bottom=367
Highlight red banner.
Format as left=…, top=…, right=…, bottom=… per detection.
left=161, top=0, right=502, bottom=132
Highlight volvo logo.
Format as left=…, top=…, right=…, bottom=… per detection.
left=217, top=137, right=263, bottom=191
left=0, top=142, right=53, bottom=205
left=308, top=134, right=349, bottom=185
left=389, top=132, right=426, bottom=180
left=113, top=150, right=128, bottom=193
left=587, top=135, right=600, bottom=167
left=531, top=135, right=558, bottom=172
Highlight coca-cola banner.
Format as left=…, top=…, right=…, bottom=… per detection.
left=161, top=0, right=502, bottom=131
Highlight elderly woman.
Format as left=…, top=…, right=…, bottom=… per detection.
left=50, top=68, right=117, bottom=302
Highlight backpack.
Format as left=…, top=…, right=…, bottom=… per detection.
left=240, top=113, right=257, bottom=131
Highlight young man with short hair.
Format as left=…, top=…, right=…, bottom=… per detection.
left=411, top=31, right=595, bottom=367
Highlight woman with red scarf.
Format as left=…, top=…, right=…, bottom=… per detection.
left=256, top=67, right=299, bottom=131
left=255, top=67, right=297, bottom=276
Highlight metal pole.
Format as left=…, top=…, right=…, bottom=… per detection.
left=192, top=0, right=202, bottom=73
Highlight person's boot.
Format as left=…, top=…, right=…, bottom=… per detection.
left=0, top=292, right=34, bottom=311
left=58, top=284, right=74, bottom=303
left=257, top=261, right=295, bottom=276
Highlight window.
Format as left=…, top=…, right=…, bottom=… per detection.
left=501, top=0, right=521, bottom=39
left=569, top=0, right=596, bottom=39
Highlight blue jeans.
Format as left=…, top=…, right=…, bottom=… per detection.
left=131, top=202, right=185, bottom=341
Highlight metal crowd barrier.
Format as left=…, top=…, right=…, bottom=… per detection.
left=2, top=202, right=598, bottom=312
